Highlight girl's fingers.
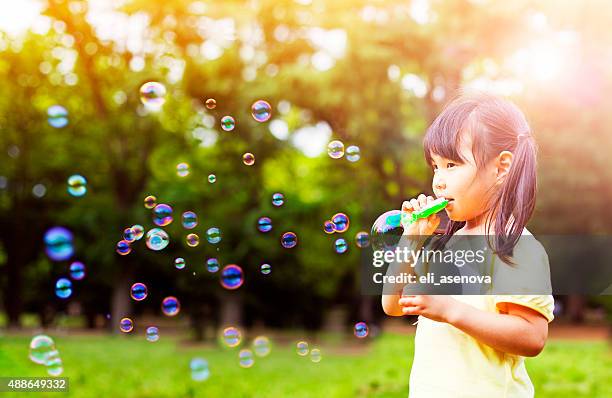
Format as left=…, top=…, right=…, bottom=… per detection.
left=417, top=194, right=427, bottom=207
left=402, top=306, right=422, bottom=315
left=402, top=201, right=412, bottom=212
left=410, top=199, right=419, bottom=211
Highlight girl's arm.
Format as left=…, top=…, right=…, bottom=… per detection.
left=399, top=296, right=548, bottom=357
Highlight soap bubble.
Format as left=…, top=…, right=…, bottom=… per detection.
left=327, top=140, right=345, bottom=159
left=124, top=227, right=136, bottom=242
left=239, top=349, right=254, bottom=368
left=182, top=211, right=198, bottom=229
left=207, top=258, right=220, bottom=273
left=335, top=238, right=348, bottom=254
left=175, top=257, right=186, bottom=270
left=144, top=195, right=157, bottom=209
left=346, top=145, right=361, bottom=162
left=176, top=162, right=190, bottom=177
left=69, top=261, right=85, bottom=280
left=29, top=335, right=55, bottom=365
left=220, top=115, right=235, bottom=131
left=190, top=358, right=210, bottom=381
left=186, top=233, right=200, bottom=247
left=272, top=193, right=284, bottom=207
left=146, top=228, right=169, bottom=251
left=44, top=226, right=74, bottom=261
left=242, top=152, right=255, bottom=166
left=332, top=213, right=350, bottom=233
left=161, top=296, right=180, bottom=316
left=323, top=220, right=335, bottom=234
left=139, top=81, right=166, bottom=110
left=208, top=174, right=216, bottom=183
left=206, top=227, right=222, bottom=244
left=55, top=278, right=72, bottom=299
left=222, top=327, right=242, bottom=347
left=130, top=282, right=148, bottom=301
left=153, top=204, right=173, bottom=227
left=257, top=217, right=272, bottom=233
left=47, top=105, right=69, bottom=128
left=354, top=322, right=369, bottom=338
left=251, top=100, right=272, bottom=122
left=131, top=225, right=145, bottom=240
left=281, top=232, right=297, bottom=249
left=310, top=348, right=322, bottom=363
left=116, top=240, right=131, bottom=255
left=205, top=98, right=216, bottom=109
left=260, top=263, right=271, bottom=275
left=146, top=326, right=159, bottom=342
left=119, top=317, right=134, bottom=333
left=220, top=264, right=244, bottom=290
left=67, top=174, right=87, bottom=197
left=355, top=231, right=370, bottom=248
left=252, top=336, right=271, bottom=357
left=296, top=341, right=309, bottom=356
left=45, top=351, right=63, bottom=376
left=371, top=210, right=403, bottom=251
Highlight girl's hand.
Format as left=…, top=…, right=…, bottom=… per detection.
left=401, top=194, right=441, bottom=236
left=398, top=295, right=460, bottom=323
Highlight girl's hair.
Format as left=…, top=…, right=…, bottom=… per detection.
left=423, top=91, right=537, bottom=265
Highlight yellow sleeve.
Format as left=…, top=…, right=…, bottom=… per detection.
left=494, top=295, right=555, bottom=322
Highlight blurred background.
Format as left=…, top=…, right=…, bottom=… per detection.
left=0, top=0, right=611, bottom=397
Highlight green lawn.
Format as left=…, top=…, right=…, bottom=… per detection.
left=0, top=333, right=610, bottom=398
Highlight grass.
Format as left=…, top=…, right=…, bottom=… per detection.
left=0, top=332, right=610, bottom=398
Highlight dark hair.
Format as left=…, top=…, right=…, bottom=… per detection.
left=423, top=91, right=537, bottom=265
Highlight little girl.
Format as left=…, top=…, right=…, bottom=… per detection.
left=382, top=92, right=554, bottom=398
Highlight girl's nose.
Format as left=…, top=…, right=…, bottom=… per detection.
left=433, top=175, right=445, bottom=191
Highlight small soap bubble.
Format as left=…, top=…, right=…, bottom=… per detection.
left=45, top=351, right=63, bottom=376
left=139, top=81, right=167, bottom=110
left=182, top=211, right=198, bottom=229
left=67, top=174, right=87, bottom=197
left=186, top=233, right=200, bottom=247
left=355, top=231, right=370, bottom=248
left=208, top=174, right=216, bottom=183
left=220, top=264, right=244, bottom=290
left=145, top=228, right=169, bottom=251
left=260, top=263, right=271, bottom=275
left=131, top=225, right=145, bottom=240
left=346, top=145, right=361, bottom=162
left=252, top=336, right=271, bottom=357
left=207, top=258, right=220, bottom=273
left=239, top=349, right=254, bottom=368
left=130, top=282, right=148, bottom=301
left=334, top=238, right=348, bottom=254
left=146, top=326, right=159, bottom=342
left=29, top=335, right=56, bottom=365
left=327, top=140, right=345, bottom=159
left=176, top=162, right=190, bottom=177
left=206, top=227, right=222, bottom=244
left=153, top=204, right=173, bottom=227
left=281, top=232, right=297, bottom=249
left=119, top=317, right=134, bottom=333
left=124, top=227, right=136, bottom=242
left=251, top=100, right=272, bottom=122
left=47, top=105, right=69, bottom=128
left=272, top=193, right=284, bottom=207
left=310, top=348, right=322, bottom=363
left=55, top=278, right=72, bottom=299
left=257, top=217, right=272, bottom=233
left=175, top=257, right=186, bottom=269
left=296, top=341, right=309, bottom=356
left=144, top=195, right=157, bottom=209
left=332, top=213, right=350, bottom=233
left=69, top=261, right=85, bottom=280
left=205, top=98, right=216, bottom=109
left=242, top=152, right=255, bottom=166
left=371, top=210, right=403, bottom=251
left=161, top=296, right=180, bottom=316
left=222, top=327, right=242, bottom=347
left=323, top=220, right=335, bottom=234
left=220, top=115, right=235, bottom=131
left=190, top=358, right=210, bottom=381
left=354, top=322, right=369, bottom=338
left=44, top=226, right=74, bottom=261
left=116, top=240, right=131, bottom=255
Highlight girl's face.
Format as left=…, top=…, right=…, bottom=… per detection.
left=430, top=133, right=499, bottom=223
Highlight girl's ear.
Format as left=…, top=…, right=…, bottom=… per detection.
left=495, top=150, right=514, bottom=184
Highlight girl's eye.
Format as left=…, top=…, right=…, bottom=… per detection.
left=447, top=162, right=456, bottom=168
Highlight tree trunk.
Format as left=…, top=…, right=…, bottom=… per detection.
left=110, top=273, right=132, bottom=333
